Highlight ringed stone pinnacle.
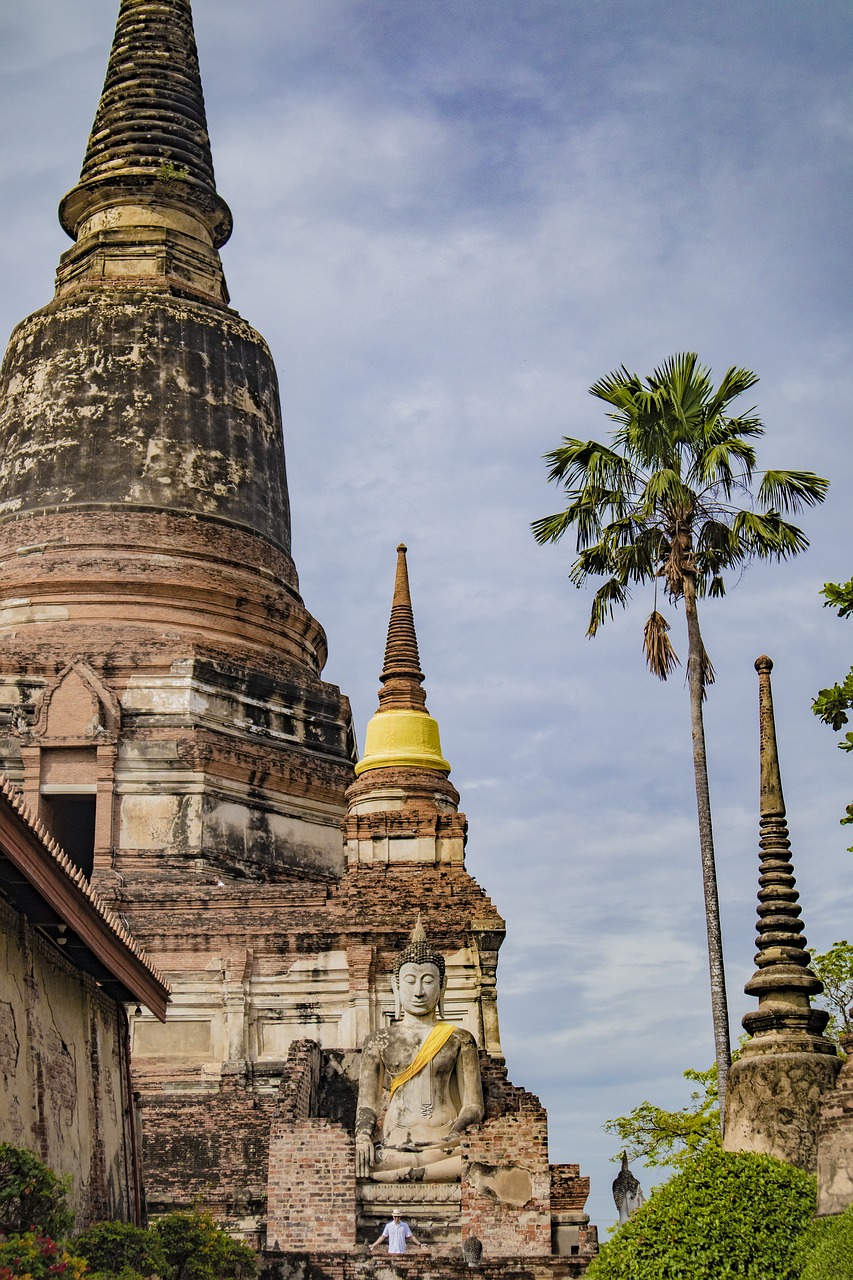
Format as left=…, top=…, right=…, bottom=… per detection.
left=743, top=655, right=825, bottom=1025
left=59, top=0, right=232, bottom=247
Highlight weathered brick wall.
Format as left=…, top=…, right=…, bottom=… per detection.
left=258, top=1250, right=592, bottom=1280
left=461, top=1086, right=552, bottom=1257
left=266, top=1040, right=355, bottom=1251
left=549, top=1165, right=589, bottom=1211
left=140, top=1084, right=276, bottom=1230
left=267, top=1120, right=355, bottom=1251
left=0, top=897, right=136, bottom=1228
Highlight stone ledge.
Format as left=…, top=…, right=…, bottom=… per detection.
left=259, top=1251, right=593, bottom=1280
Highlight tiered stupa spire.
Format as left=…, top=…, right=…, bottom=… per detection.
left=55, top=0, right=231, bottom=304
left=378, top=543, right=427, bottom=711
left=60, top=0, right=231, bottom=247
left=742, top=656, right=826, bottom=1026
left=723, top=655, right=838, bottom=1169
left=355, top=545, right=450, bottom=775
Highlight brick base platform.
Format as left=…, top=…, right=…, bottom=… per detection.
left=259, top=1252, right=595, bottom=1280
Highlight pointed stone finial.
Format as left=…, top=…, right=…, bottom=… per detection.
left=744, top=655, right=822, bottom=1012
left=59, top=0, right=231, bottom=247
left=756, top=655, right=785, bottom=819
left=354, top=545, right=450, bottom=776
left=378, top=545, right=427, bottom=712
left=410, top=913, right=427, bottom=944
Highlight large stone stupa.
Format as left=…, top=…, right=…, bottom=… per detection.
left=0, top=2, right=596, bottom=1272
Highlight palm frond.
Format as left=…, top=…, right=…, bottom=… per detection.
left=588, top=577, right=629, bottom=636
left=704, top=365, right=760, bottom=419
left=702, top=646, right=716, bottom=689
left=757, top=469, right=829, bottom=513
left=643, top=610, right=680, bottom=680
left=589, top=366, right=643, bottom=410
left=687, top=641, right=716, bottom=697
left=639, top=468, right=696, bottom=515
left=542, top=438, right=638, bottom=494
left=531, top=509, right=576, bottom=545
left=689, top=437, right=756, bottom=492
left=570, top=541, right=618, bottom=582
left=613, top=530, right=666, bottom=583
left=731, top=509, right=810, bottom=558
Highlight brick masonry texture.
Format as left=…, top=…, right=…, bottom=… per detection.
left=257, top=1252, right=592, bottom=1280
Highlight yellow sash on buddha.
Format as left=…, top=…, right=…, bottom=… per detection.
left=388, top=1021, right=457, bottom=1100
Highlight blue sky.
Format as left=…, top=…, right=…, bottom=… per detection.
left=2, top=0, right=852, bottom=1232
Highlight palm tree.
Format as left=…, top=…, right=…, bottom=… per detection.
left=532, top=352, right=828, bottom=1119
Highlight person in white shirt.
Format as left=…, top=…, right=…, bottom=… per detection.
left=369, top=1209, right=428, bottom=1254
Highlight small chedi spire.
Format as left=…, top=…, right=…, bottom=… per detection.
left=379, top=544, right=427, bottom=711
left=354, top=545, right=450, bottom=776
left=56, top=0, right=231, bottom=300
left=744, top=655, right=824, bottom=1015
left=723, top=655, right=839, bottom=1171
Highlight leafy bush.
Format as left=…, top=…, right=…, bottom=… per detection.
left=0, top=1146, right=73, bottom=1239
left=587, top=1142, right=816, bottom=1279
left=0, top=1231, right=87, bottom=1280
left=74, top=1221, right=166, bottom=1278
left=800, top=1203, right=853, bottom=1279
left=86, top=1270, right=147, bottom=1280
left=154, top=1211, right=257, bottom=1280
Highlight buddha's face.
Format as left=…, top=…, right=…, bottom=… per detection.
left=396, top=961, right=442, bottom=1017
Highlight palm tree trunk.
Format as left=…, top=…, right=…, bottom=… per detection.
left=683, top=569, right=732, bottom=1126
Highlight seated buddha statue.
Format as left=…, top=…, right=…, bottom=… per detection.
left=355, top=920, right=484, bottom=1182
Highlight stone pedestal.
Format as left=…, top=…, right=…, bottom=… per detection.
left=357, top=1184, right=462, bottom=1250
left=817, top=1034, right=853, bottom=1215
left=723, top=1042, right=840, bottom=1171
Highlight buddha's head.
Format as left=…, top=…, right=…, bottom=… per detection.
left=396, top=961, right=442, bottom=1017
left=392, top=918, right=446, bottom=1019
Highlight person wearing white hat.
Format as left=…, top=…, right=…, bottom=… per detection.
left=369, top=1209, right=428, bottom=1254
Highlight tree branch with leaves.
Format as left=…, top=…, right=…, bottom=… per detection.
left=813, top=578, right=853, bottom=848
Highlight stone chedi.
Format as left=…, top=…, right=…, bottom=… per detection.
left=0, top=1, right=597, bottom=1268
left=265, top=547, right=597, bottom=1268
left=0, top=0, right=355, bottom=891
left=0, top=0, right=357, bottom=1231
left=723, top=656, right=840, bottom=1169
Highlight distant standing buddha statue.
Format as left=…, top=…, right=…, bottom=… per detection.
left=356, top=920, right=484, bottom=1182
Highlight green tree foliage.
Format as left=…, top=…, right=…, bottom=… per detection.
left=799, top=1203, right=853, bottom=1280
left=607, top=943, right=853, bottom=1172
left=0, top=1231, right=88, bottom=1280
left=0, top=1145, right=73, bottom=1240
left=813, top=578, right=853, bottom=849
left=532, top=352, right=828, bottom=1113
left=604, top=1065, right=720, bottom=1169
left=74, top=1221, right=167, bottom=1279
left=587, top=1144, right=816, bottom=1280
left=154, top=1211, right=257, bottom=1280
left=810, top=940, right=853, bottom=1042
